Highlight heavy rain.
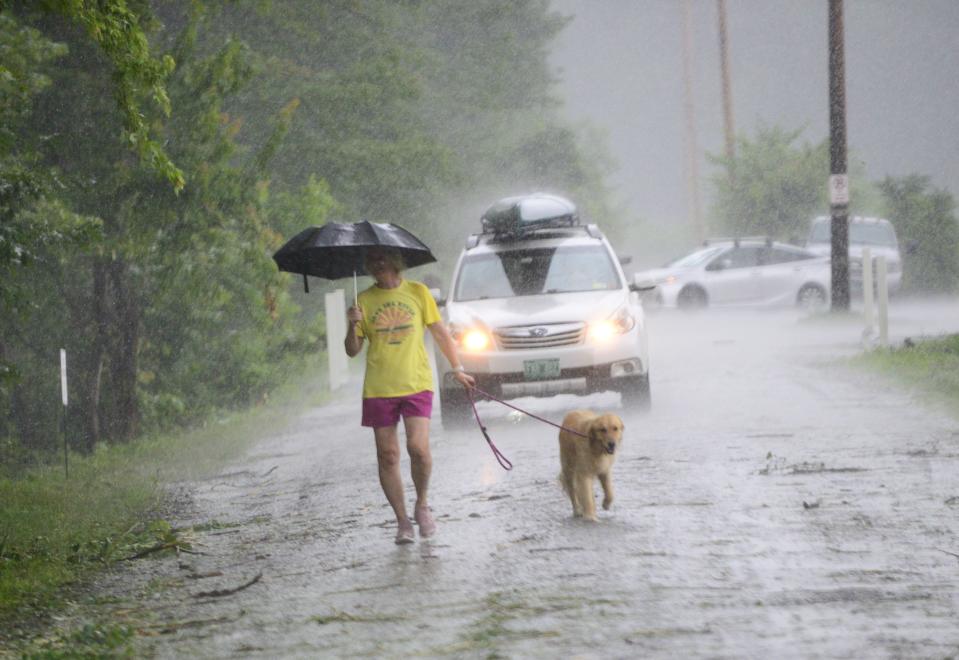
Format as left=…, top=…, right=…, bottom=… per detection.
left=2, top=1, right=958, bottom=657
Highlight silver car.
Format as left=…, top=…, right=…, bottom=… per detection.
left=635, top=238, right=831, bottom=310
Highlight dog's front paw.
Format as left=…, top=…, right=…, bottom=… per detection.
left=602, top=496, right=613, bottom=510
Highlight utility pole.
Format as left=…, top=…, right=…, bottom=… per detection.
left=828, top=0, right=850, bottom=311
left=681, top=0, right=705, bottom=242
left=717, top=0, right=736, bottom=165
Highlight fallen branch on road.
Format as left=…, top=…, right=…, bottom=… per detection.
left=140, top=613, right=241, bottom=635
left=122, top=542, right=206, bottom=561
left=193, top=572, right=262, bottom=599
left=936, top=548, right=959, bottom=562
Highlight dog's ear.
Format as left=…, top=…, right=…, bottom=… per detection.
left=587, top=419, right=603, bottom=442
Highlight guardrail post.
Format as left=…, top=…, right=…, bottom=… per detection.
left=862, top=247, right=874, bottom=337
left=325, top=289, right=348, bottom=390
left=876, top=256, right=889, bottom=347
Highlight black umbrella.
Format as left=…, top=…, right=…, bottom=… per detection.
left=272, top=220, right=437, bottom=297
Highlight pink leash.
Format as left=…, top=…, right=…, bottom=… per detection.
left=464, top=386, right=589, bottom=471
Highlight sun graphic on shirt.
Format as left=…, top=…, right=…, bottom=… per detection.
left=372, top=305, right=414, bottom=345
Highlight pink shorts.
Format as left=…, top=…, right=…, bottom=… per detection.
left=361, top=390, right=433, bottom=428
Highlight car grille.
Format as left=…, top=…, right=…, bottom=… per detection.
left=494, top=322, right=585, bottom=350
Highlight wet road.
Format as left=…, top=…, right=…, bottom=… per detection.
left=92, top=299, right=959, bottom=658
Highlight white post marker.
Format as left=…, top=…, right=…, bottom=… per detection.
left=60, top=349, right=68, bottom=405
left=862, top=247, right=874, bottom=337
left=325, top=288, right=349, bottom=391
left=60, top=348, right=68, bottom=478
left=876, top=256, right=889, bottom=347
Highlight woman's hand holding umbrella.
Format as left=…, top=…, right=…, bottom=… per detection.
left=346, top=304, right=363, bottom=325
left=344, top=304, right=365, bottom=358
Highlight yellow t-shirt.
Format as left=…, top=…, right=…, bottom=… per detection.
left=355, top=279, right=441, bottom=398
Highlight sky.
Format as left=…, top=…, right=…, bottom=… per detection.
left=549, top=0, right=959, bottom=260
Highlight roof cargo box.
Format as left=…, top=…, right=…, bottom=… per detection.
left=480, top=193, right=579, bottom=234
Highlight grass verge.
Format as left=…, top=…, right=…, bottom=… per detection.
left=0, top=354, right=330, bottom=647
left=849, top=334, right=959, bottom=416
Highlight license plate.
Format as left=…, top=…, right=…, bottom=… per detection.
left=523, top=359, right=560, bottom=381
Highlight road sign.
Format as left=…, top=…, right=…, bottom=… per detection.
left=829, top=174, right=849, bottom=205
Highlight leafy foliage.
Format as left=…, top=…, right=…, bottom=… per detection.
left=2, top=0, right=614, bottom=453
left=211, top=0, right=615, bottom=255
left=708, top=125, right=879, bottom=243
left=879, top=175, right=959, bottom=293
left=709, top=125, right=829, bottom=241
left=34, top=0, right=184, bottom=189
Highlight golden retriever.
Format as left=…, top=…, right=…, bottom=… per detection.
left=558, top=410, right=625, bottom=521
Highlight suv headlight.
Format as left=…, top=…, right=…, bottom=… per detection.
left=449, top=322, right=492, bottom=352
left=587, top=306, right=636, bottom=343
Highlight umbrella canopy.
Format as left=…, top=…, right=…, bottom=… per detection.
left=272, top=221, right=437, bottom=291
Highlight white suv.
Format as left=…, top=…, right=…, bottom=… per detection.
left=805, top=215, right=903, bottom=294
left=435, top=193, right=651, bottom=428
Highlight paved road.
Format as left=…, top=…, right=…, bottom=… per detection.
left=86, top=299, right=959, bottom=658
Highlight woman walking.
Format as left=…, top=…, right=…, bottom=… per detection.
left=345, top=247, right=474, bottom=544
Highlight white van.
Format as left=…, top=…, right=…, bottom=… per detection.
left=435, top=193, right=651, bottom=428
left=805, top=215, right=903, bottom=293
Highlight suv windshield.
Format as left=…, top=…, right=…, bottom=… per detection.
left=454, top=244, right=620, bottom=301
left=810, top=221, right=898, bottom=247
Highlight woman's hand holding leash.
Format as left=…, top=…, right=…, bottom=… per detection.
left=452, top=368, right=475, bottom=389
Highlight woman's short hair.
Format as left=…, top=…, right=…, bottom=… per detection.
left=363, top=248, right=406, bottom=275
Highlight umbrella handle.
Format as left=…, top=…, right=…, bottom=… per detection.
left=353, top=270, right=358, bottom=306
left=303, top=273, right=309, bottom=293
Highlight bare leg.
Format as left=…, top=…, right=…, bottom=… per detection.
left=403, top=416, right=432, bottom=508
left=404, top=415, right=437, bottom=537
left=373, top=426, right=409, bottom=526
left=599, top=472, right=614, bottom=510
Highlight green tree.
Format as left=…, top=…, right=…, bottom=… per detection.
left=1, top=3, right=320, bottom=449
left=0, top=12, right=103, bottom=398
left=29, top=0, right=183, bottom=189
left=708, top=125, right=879, bottom=243
left=709, top=126, right=828, bottom=241
left=2, top=0, right=618, bottom=457
left=210, top=0, right=615, bottom=255
left=879, top=175, right=959, bottom=294
left=0, top=0, right=182, bottom=400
